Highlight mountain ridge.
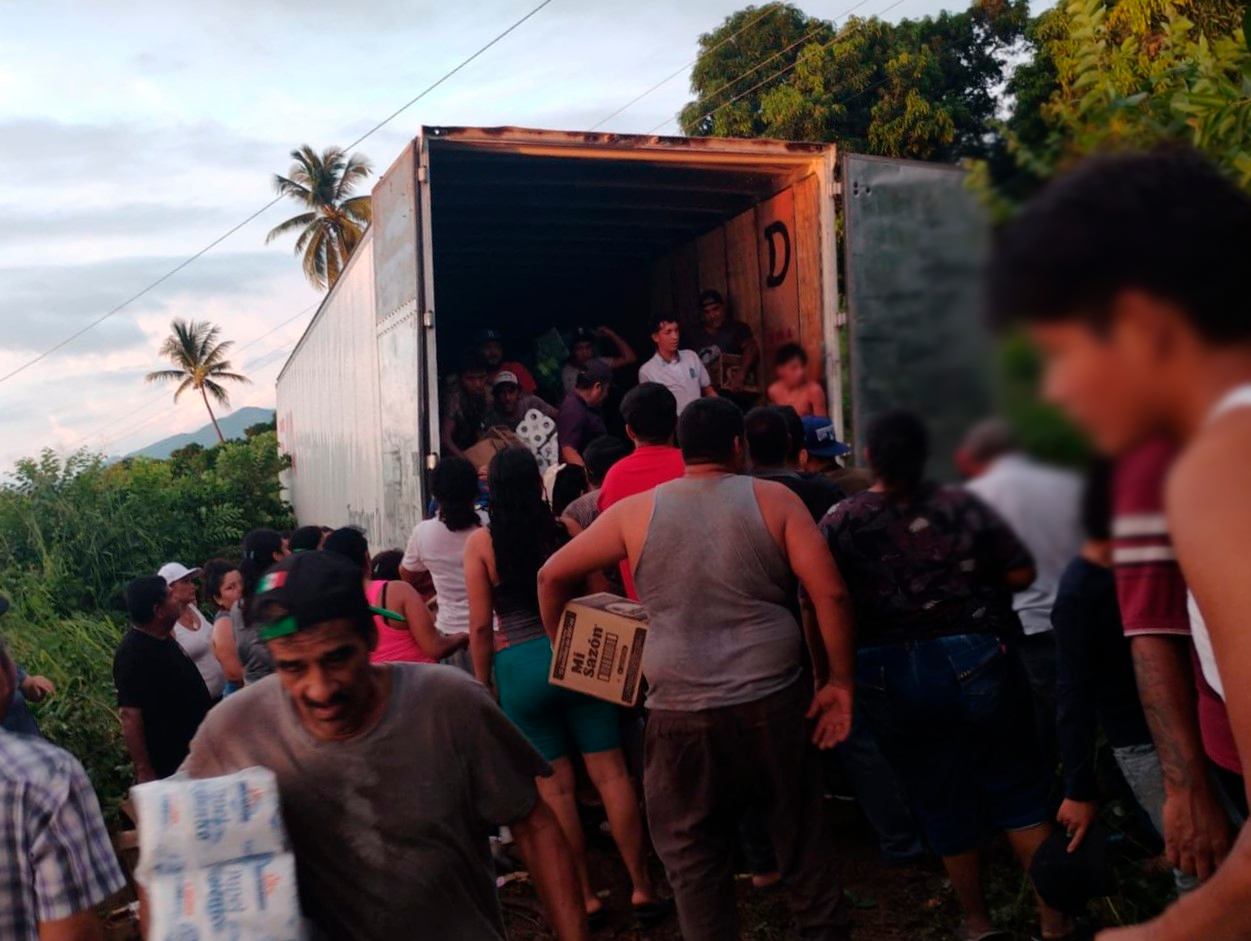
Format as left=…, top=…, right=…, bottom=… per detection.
left=123, top=407, right=275, bottom=460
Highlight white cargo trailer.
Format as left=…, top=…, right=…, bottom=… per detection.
left=278, top=127, right=991, bottom=549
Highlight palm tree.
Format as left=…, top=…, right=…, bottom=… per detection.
left=266, top=145, right=373, bottom=290
left=145, top=319, right=250, bottom=443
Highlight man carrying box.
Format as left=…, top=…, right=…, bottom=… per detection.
left=177, top=551, right=588, bottom=941
left=539, top=397, right=856, bottom=941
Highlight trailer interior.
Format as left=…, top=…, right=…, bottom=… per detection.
left=423, top=128, right=837, bottom=412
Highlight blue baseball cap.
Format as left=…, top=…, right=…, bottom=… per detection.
left=802, top=416, right=852, bottom=459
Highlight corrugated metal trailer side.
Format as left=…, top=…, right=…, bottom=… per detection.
left=276, top=228, right=387, bottom=542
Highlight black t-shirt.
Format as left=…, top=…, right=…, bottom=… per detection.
left=754, top=469, right=845, bottom=523
left=687, top=320, right=753, bottom=364
left=113, top=627, right=213, bottom=778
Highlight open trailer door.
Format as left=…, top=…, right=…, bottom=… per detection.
left=371, top=139, right=438, bottom=548
left=841, top=154, right=994, bottom=482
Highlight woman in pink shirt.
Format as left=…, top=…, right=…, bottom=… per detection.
left=324, top=528, right=468, bottom=664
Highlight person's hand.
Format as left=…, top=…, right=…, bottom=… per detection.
left=806, top=681, right=853, bottom=749
left=594, top=325, right=614, bottom=338
left=1057, top=798, right=1098, bottom=852
left=477, top=464, right=489, bottom=481
left=1162, top=780, right=1233, bottom=880
left=21, top=675, right=55, bottom=703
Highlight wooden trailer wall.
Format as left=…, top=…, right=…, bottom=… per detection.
left=648, top=173, right=827, bottom=383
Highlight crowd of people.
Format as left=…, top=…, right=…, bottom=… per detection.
left=439, top=288, right=832, bottom=472
left=5, top=148, right=1251, bottom=941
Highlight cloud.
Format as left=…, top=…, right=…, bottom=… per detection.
left=0, top=250, right=297, bottom=355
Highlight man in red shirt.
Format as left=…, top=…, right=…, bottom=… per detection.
left=598, top=382, right=685, bottom=599
left=1112, top=440, right=1241, bottom=874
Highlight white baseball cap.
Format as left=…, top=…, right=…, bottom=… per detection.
left=158, top=562, right=202, bottom=585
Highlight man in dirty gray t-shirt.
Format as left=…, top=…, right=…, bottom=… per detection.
left=179, top=550, right=586, bottom=941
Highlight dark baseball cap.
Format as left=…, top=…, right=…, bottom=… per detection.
left=802, top=416, right=852, bottom=459
left=252, top=552, right=399, bottom=642
left=1029, top=823, right=1117, bottom=915
left=578, top=360, right=614, bottom=386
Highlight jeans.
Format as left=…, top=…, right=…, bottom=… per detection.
left=857, top=633, right=1052, bottom=857
left=1015, top=631, right=1060, bottom=771
left=737, top=711, right=924, bottom=874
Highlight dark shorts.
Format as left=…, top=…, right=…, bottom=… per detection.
left=855, top=632, right=1052, bottom=856
left=495, top=637, right=622, bottom=761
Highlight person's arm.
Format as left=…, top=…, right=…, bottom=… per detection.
left=511, top=799, right=590, bottom=941
left=768, top=483, right=855, bottom=749
left=698, top=360, right=717, bottom=398
left=733, top=335, right=760, bottom=390
left=539, top=501, right=633, bottom=639
left=1128, top=635, right=1230, bottom=878
left=464, top=531, right=498, bottom=687
left=1005, top=565, right=1038, bottom=592
left=393, top=580, right=468, bottom=660
left=31, top=753, right=125, bottom=940
left=1100, top=422, right=1251, bottom=937
left=809, top=382, right=829, bottom=419
left=39, top=911, right=106, bottom=941
left=1052, top=588, right=1102, bottom=851
left=597, top=326, right=636, bottom=368
left=118, top=708, right=156, bottom=784
left=441, top=414, right=466, bottom=459
left=211, top=616, right=244, bottom=684
left=561, top=446, right=585, bottom=467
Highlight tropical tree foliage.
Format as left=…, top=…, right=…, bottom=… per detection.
left=980, top=0, right=1251, bottom=213
left=266, top=145, right=373, bottom=291
left=679, top=0, right=1030, bottom=162
left=0, top=432, right=292, bottom=813
left=146, top=319, right=249, bottom=443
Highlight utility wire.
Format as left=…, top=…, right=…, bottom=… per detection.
left=588, top=2, right=787, bottom=131
left=0, top=0, right=556, bottom=390
left=652, top=0, right=904, bottom=134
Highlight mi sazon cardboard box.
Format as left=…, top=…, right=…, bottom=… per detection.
left=549, top=593, right=649, bottom=707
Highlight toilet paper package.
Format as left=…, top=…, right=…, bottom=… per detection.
left=146, top=852, right=302, bottom=941
left=132, top=766, right=287, bottom=876
left=132, top=767, right=303, bottom=940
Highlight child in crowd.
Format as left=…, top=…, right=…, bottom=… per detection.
left=767, top=343, right=827, bottom=417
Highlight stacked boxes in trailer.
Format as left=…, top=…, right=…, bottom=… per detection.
left=277, top=127, right=992, bottom=549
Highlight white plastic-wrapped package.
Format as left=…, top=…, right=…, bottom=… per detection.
left=145, top=852, right=302, bottom=941
left=133, top=767, right=303, bottom=941
left=133, top=766, right=287, bottom=876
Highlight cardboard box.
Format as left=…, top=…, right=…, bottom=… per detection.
left=707, top=353, right=760, bottom=393
left=462, top=427, right=523, bottom=471
left=549, top=592, right=649, bottom=707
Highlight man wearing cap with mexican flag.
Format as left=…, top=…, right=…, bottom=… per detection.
left=177, top=550, right=588, bottom=941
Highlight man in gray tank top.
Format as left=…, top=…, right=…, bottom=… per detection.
left=540, top=398, right=856, bottom=941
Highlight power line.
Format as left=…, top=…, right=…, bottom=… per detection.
left=652, top=0, right=905, bottom=135
left=0, top=0, right=556, bottom=391
left=675, top=0, right=875, bottom=128
left=84, top=304, right=318, bottom=445
left=588, top=2, right=787, bottom=131
left=99, top=335, right=302, bottom=453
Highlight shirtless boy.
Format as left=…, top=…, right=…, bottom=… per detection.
left=767, top=343, right=827, bottom=417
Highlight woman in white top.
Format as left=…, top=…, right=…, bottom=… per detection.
left=159, top=561, right=226, bottom=699
left=400, top=456, right=486, bottom=674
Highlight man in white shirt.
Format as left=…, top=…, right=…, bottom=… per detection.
left=637, top=317, right=716, bottom=416
left=958, top=419, right=1083, bottom=760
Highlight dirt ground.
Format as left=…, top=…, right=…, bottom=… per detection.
left=501, top=801, right=970, bottom=941
left=500, top=797, right=1175, bottom=941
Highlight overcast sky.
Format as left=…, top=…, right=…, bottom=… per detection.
left=1, top=0, right=976, bottom=469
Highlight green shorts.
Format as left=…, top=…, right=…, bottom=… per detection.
left=495, top=636, right=623, bottom=761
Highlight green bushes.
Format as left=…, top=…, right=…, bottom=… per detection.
left=0, top=427, right=292, bottom=815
